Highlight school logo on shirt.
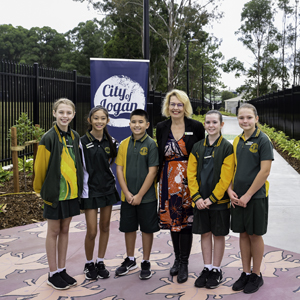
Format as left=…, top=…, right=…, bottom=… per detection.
left=140, top=147, right=148, bottom=155
left=249, top=143, right=258, bottom=153
left=105, top=147, right=110, bottom=154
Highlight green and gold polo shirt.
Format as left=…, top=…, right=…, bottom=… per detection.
left=115, top=133, right=159, bottom=203
left=232, top=127, right=274, bottom=199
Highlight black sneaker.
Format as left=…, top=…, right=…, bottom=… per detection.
left=47, top=272, right=69, bottom=290
left=206, top=268, right=223, bottom=289
left=59, top=269, right=77, bottom=286
left=139, top=261, right=152, bottom=280
left=96, top=261, right=110, bottom=279
left=115, top=257, right=137, bottom=276
left=243, top=273, right=264, bottom=294
left=195, top=267, right=210, bottom=288
left=232, top=272, right=250, bottom=291
left=84, top=262, right=98, bottom=280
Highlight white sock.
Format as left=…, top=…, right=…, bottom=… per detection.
left=142, top=260, right=149, bottom=263
left=212, top=266, right=220, bottom=272
left=86, top=259, right=93, bottom=264
left=129, top=256, right=135, bottom=261
left=49, top=270, right=58, bottom=277
left=246, top=272, right=251, bottom=275
left=57, top=267, right=65, bottom=273
left=96, top=258, right=104, bottom=263
left=204, top=264, right=212, bottom=271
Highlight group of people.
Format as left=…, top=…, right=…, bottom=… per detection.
left=33, top=88, right=273, bottom=295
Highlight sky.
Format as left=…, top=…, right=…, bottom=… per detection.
left=0, top=0, right=253, bottom=90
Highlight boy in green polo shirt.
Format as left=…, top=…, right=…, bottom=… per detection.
left=115, top=109, right=159, bottom=280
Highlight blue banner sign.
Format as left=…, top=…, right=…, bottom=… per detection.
left=90, top=58, right=149, bottom=142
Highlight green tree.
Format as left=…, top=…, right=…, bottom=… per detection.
left=0, top=24, right=28, bottom=62
left=235, top=0, right=277, bottom=97
left=277, top=0, right=294, bottom=89
left=66, top=18, right=112, bottom=75
left=73, top=0, right=222, bottom=91
left=221, top=90, right=235, bottom=101
left=22, top=26, right=71, bottom=69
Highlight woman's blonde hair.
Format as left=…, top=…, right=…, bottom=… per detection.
left=53, top=98, right=76, bottom=112
left=161, top=89, right=193, bottom=118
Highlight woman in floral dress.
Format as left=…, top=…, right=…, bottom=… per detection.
left=156, top=89, right=205, bottom=283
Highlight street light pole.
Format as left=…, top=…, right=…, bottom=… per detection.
left=186, top=39, right=198, bottom=98
left=186, top=40, right=190, bottom=97
left=201, top=64, right=204, bottom=109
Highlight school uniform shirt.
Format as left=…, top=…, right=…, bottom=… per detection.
left=80, top=131, right=118, bottom=198
left=33, top=124, right=83, bottom=208
left=187, top=135, right=234, bottom=210
left=115, top=133, right=159, bottom=203
left=232, top=127, right=274, bottom=199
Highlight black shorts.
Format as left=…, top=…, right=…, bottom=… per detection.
left=192, top=208, right=230, bottom=236
left=43, top=198, right=80, bottom=220
left=80, top=190, right=120, bottom=210
left=231, top=197, right=268, bottom=236
left=119, top=200, right=160, bottom=233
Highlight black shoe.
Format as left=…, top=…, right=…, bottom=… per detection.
left=115, top=257, right=137, bottom=276
left=139, top=261, right=152, bottom=280
left=170, top=259, right=180, bottom=276
left=243, top=273, right=264, bottom=294
left=96, top=261, right=110, bottom=279
left=194, top=267, right=210, bottom=288
left=206, top=268, right=223, bottom=289
left=177, top=263, right=188, bottom=283
left=59, top=269, right=77, bottom=286
left=84, top=262, right=98, bottom=280
left=47, top=272, right=70, bottom=290
left=232, top=272, right=250, bottom=291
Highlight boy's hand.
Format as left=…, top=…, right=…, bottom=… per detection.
left=125, top=191, right=134, bottom=204
left=131, top=194, right=142, bottom=206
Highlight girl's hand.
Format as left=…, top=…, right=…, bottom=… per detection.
left=228, top=188, right=239, bottom=208
left=125, top=192, right=134, bottom=204
left=239, top=194, right=251, bottom=208
left=203, top=198, right=212, bottom=208
left=195, top=198, right=207, bottom=210
left=131, top=194, right=142, bottom=206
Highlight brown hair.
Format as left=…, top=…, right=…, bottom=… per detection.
left=238, top=103, right=258, bottom=117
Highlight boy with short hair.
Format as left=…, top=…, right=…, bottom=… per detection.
left=115, top=109, right=159, bottom=280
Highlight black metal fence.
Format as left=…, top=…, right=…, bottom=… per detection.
left=1, top=60, right=218, bottom=165
left=0, top=61, right=91, bottom=165
left=249, top=85, right=300, bottom=140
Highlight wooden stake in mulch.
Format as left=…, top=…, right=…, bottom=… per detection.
left=32, top=124, right=40, bottom=185
left=11, top=127, right=20, bottom=193
left=10, top=126, right=40, bottom=193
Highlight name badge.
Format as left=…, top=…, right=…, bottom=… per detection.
left=67, top=145, right=73, bottom=148
left=185, top=132, right=193, bottom=135
left=245, top=141, right=253, bottom=146
left=86, top=142, right=94, bottom=149
left=204, top=155, right=212, bottom=159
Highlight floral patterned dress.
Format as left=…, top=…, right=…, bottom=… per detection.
left=159, top=131, right=193, bottom=232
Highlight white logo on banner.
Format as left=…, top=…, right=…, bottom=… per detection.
left=94, top=75, right=145, bottom=127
